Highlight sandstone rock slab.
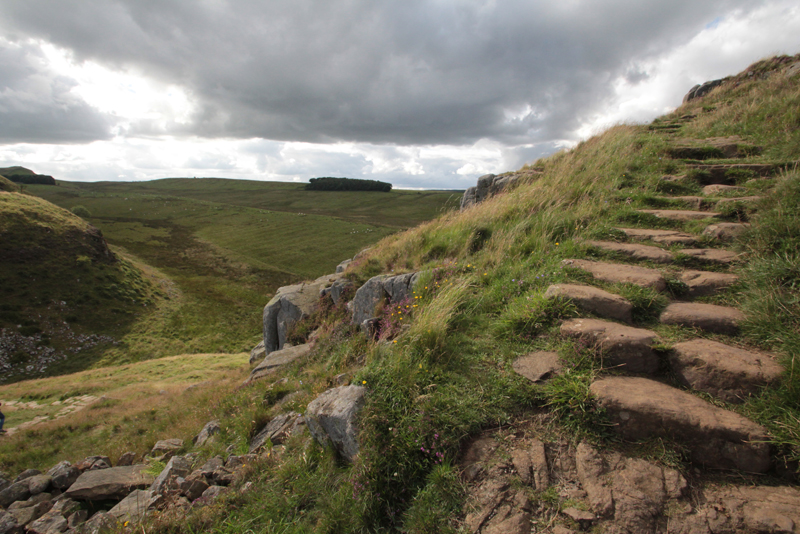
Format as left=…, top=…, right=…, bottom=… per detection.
left=65, top=465, right=154, bottom=501
left=591, top=376, right=770, bottom=472
left=561, top=318, right=659, bottom=374
left=637, top=209, right=720, bottom=221
left=245, top=343, right=312, bottom=384
left=562, top=259, right=667, bottom=291
left=660, top=302, right=744, bottom=335
left=615, top=227, right=696, bottom=246
left=46, top=461, right=79, bottom=491
left=249, top=340, right=265, bottom=366
left=305, top=386, right=366, bottom=462
left=512, top=351, right=562, bottom=383
left=703, top=184, right=745, bottom=195
left=703, top=222, right=750, bottom=242
left=576, top=442, right=686, bottom=532
left=679, top=247, right=739, bottom=264
left=545, top=283, right=633, bottom=323
left=669, top=339, right=783, bottom=403
left=150, top=439, right=183, bottom=461
left=586, top=240, right=673, bottom=263
left=679, top=270, right=739, bottom=298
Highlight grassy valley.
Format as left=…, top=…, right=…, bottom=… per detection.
left=9, top=179, right=458, bottom=374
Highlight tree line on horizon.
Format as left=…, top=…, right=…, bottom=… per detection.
left=305, top=177, right=392, bottom=192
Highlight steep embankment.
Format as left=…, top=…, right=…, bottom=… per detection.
left=0, top=192, right=157, bottom=382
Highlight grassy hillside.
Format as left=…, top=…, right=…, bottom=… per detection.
left=0, top=192, right=158, bottom=382
left=3, top=55, right=798, bottom=533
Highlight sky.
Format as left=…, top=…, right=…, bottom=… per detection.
left=0, top=1, right=799, bottom=190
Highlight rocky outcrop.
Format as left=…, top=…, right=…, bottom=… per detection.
left=305, top=386, right=366, bottom=462
left=460, top=171, right=540, bottom=209
left=262, top=273, right=343, bottom=355
left=193, top=420, right=221, bottom=447
left=683, top=78, right=726, bottom=102
left=351, top=272, right=421, bottom=330
left=249, top=340, right=266, bottom=366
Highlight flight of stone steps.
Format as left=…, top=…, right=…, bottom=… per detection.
left=519, top=136, right=788, bottom=474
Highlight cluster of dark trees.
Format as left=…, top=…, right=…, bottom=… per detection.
left=5, top=174, right=56, bottom=185
left=306, top=177, right=392, bottom=192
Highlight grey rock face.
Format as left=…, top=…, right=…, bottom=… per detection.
left=305, top=386, right=366, bottom=462
left=351, top=272, right=420, bottom=329
left=108, top=489, right=152, bottom=521
left=46, top=461, right=80, bottom=491
left=263, top=273, right=343, bottom=355
left=65, top=465, right=154, bottom=501
left=150, top=439, right=183, bottom=461
left=150, top=456, right=191, bottom=496
left=194, top=420, right=221, bottom=447
left=250, top=412, right=305, bottom=452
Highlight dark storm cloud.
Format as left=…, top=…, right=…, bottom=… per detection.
left=0, top=0, right=764, bottom=146
left=0, top=40, right=113, bottom=143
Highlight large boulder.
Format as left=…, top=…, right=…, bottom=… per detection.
left=352, top=272, right=421, bottom=329
left=305, top=386, right=366, bottom=462
left=0, top=475, right=52, bottom=507
left=262, top=273, right=343, bottom=355
left=150, top=456, right=191, bottom=496
left=65, top=465, right=154, bottom=501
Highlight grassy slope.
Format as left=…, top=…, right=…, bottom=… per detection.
left=3, top=56, right=797, bottom=533
left=0, top=192, right=158, bottom=381
left=138, top=55, right=797, bottom=533
left=0, top=352, right=247, bottom=474
left=20, top=180, right=458, bottom=370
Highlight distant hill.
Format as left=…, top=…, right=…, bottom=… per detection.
left=0, top=191, right=156, bottom=382
left=0, top=166, right=56, bottom=185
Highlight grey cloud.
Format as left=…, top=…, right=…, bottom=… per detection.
left=0, top=40, right=114, bottom=143
left=0, top=0, right=767, bottom=147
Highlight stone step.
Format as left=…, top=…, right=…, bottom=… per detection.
left=679, top=270, right=739, bottom=298
left=669, top=339, right=783, bottom=404
left=591, top=376, right=770, bottom=472
left=702, top=184, right=745, bottom=195
left=545, top=284, right=633, bottom=323
left=615, top=227, right=697, bottom=246
left=668, top=136, right=762, bottom=160
left=562, top=259, right=667, bottom=291
left=637, top=209, right=720, bottom=221
left=702, top=222, right=750, bottom=242
left=687, top=163, right=774, bottom=185
left=715, top=196, right=762, bottom=208
left=668, top=196, right=705, bottom=210
left=678, top=248, right=740, bottom=265
left=660, top=302, right=745, bottom=335
left=561, top=318, right=659, bottom=374
left=586, top=240, right=673, bottom=264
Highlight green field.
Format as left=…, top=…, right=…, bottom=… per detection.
left=21, top=179, right=460, bottom=368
